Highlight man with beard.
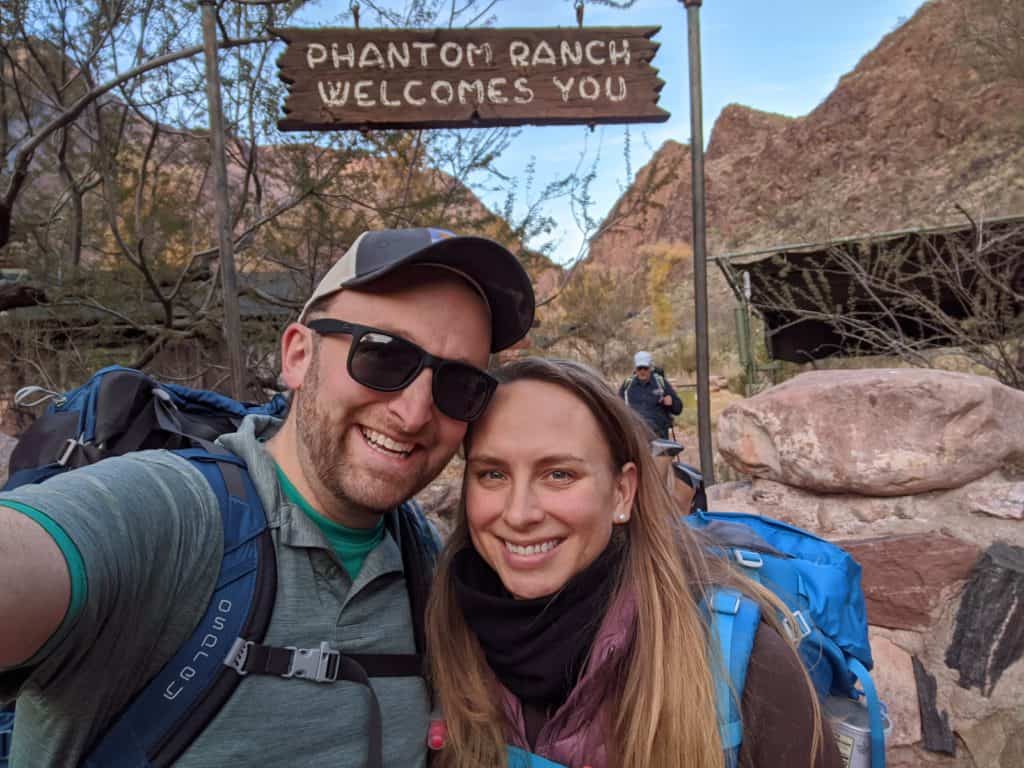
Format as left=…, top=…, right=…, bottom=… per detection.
left=0, top=228, right=534, bottom=768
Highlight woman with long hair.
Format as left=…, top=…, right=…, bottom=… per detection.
left=426, top=357, right=841, bottom=768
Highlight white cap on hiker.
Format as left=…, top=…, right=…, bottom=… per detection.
left=298, top=227, right=535, bottom=353
left=634, top=351, right=653, bottom=368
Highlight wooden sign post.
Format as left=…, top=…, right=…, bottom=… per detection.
left=274, top=27, right=668, bottom=130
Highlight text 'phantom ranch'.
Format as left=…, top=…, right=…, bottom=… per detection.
left=307, top=38, right=639, bottom=109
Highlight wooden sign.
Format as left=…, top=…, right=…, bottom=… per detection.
left=274, top=27, right=668, bottom=131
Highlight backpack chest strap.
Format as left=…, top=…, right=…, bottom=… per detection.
left=224, top=639, right=423, bottom=682
left=223, top=639, right=423, bottom=768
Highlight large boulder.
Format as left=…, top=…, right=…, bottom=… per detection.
left=706, top=474, right=1023, bottom=546
left=717, top=370, right=1024, bottom=496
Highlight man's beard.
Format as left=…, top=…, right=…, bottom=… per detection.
left=293, top=344, right=428, bottom=517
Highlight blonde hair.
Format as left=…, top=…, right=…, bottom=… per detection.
left=426, top=357, right=823, bottom=768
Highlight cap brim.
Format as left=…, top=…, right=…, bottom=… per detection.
left=342, top=236, right=535, bottom=352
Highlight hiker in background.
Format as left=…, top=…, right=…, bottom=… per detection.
left=0, top=229, right=534, bottom=767
left=426, top=357, right=840, bottom=768
left=619, top=350, right=682, bottom=439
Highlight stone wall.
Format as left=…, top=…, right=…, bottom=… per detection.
left=710, top=369, right=1024, bottom=768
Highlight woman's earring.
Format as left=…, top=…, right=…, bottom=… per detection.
left=617, top=513, right=628, bottom=522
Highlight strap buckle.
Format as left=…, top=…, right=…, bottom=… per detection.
left=224, top=638, right=253, bottom=675
left=782, top=610, right=814, bottom=642
left=733, top=549, right=764, bottom=569
left=285, top=641, right=341, bottom=683
left=57, top=438, right=81, bottom=467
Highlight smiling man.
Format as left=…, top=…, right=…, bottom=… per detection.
left=0, top=228, right=534, bottom=767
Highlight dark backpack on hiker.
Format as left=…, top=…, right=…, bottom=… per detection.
left=0, top=366, right=439, bottom=768
left=687, top=510, right=888, bottom=768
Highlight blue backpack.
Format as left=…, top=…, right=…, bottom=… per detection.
left=687, top=509, right=886, bottom=768
left=498, top=510, right=886, bottom=768
left=0, top=367, right=439, bottom=768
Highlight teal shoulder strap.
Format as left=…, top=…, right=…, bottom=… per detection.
left=705, top=587, right=761, bottom=768
left=507, top=745, right=568, bottom=767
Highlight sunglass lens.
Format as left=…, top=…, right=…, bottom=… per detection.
left=434, top=363, right=495, bottom=421
left=350, top=331, right=421, bottom=390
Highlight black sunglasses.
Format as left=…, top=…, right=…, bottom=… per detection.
left=305, top=318, right=497, bottom=422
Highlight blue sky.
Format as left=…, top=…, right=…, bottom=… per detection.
left=301, top=0, right=927, bottom=263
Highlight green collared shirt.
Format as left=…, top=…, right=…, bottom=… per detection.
left=273, top=462, right=384, bottom=581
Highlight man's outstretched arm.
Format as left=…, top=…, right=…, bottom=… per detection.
left=0, top=503, right=71, bottom=667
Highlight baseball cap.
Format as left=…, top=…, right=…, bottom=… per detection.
left=298, top=228, right=535, bottom=352
left=634, top=351, right=653, bottom=368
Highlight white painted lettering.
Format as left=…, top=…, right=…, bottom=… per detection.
left=404, top=80, right=426, bottom=106
left=164, top=682, right=182, bottom=701
left=355, top=80, right=376, bottom=107
left=487, top=77, right=508, bottom=104
left=560, top=40, right=583, bottom=66
left=457, top=80, right=485, bottom=105
left=608, top=40, right=630, bottom=66
left=331, top=43, right=355, bottom=68
left=218, top=600, right=232, bottom=613
left=358, top=42, right=385, bottom=69
left=606, top=75, right=627, bottom=101
left=181, top=666, right=196, bottom=682
left=552, top=76, right=575, bottom=102
left=386, top=41, right=410, bottom=69
left=318, top=81, right=351, bottom=107
left=212, top=615, right=226, bottom=632
left=513, top=77, right=534, bottom=104
left=579, top=75, right=600, bottom=101
left=466, top=43, right=492, bottom=67
left=532, top=40, right=556, bottom=67
left=202, top=633, right=219, bottom=649
left=431, top=80, right=455, bottom=105
left=412, top=42, right=437, bottom=66
left=585, top=40, right=607, bottom=65
left=306, top=43, right=327, bottom=70
left=509, top=41, right=530, bottom=67
left=192, top=649, right=209, bottom=663
left=380, top=80, right=402, bottom=107
left=440, top=42, right=463, bottom=68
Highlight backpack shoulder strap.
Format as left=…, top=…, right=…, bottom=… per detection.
left=84, top=448, right=277, bottom=768
left=0, top=704, right=13, bottom=768
left=392, top=499, right=440, bottom=657
left=654, top=372, right=667, bottom=391
left=622, top=375, right=636, bottom=403
left=705, top=587, right=761, bottom=768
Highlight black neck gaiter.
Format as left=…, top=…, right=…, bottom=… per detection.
left=452, top=541, right=623, bottom=709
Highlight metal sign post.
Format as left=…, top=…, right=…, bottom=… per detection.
left=200, top=0, right=246, bottom=399
left=680, top=0, right=714, bottom=484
